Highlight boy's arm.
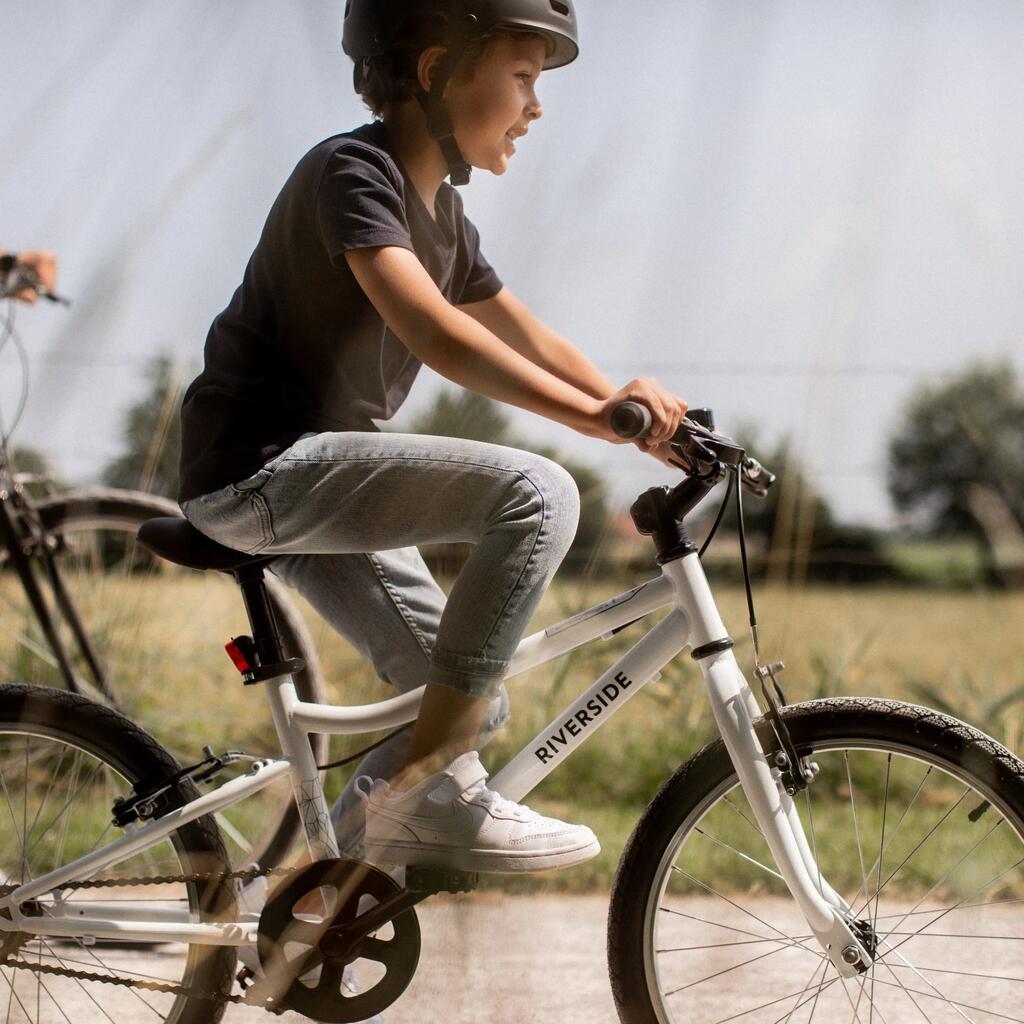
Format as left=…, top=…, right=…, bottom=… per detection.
left=460, top=286, right=684, bottom=466
left=460, top=287, right=614, bottom=401
left=345, top=246, right=685, bottom=447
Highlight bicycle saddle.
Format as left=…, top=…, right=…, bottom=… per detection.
left=137, top=517, right=274, bottom=573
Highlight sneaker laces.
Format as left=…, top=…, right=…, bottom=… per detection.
left=463, top=776, right=540, bottom=821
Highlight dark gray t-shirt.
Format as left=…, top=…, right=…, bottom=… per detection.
left=178, top=121, right=502, bottom=502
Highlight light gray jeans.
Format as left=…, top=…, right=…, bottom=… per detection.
left=181, top=430, right=580, bottom=852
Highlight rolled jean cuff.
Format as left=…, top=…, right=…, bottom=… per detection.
left=429, top=649, right=508, bottom=701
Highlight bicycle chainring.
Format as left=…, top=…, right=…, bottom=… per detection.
left=255, top=858, right=420, bottom=1022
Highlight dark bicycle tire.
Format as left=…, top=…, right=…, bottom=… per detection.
left=0, top=682, right=236, bottom=1024
left=3, top=487, right=328, bottom=871
left=608, top=697, right=1024, bottom=1024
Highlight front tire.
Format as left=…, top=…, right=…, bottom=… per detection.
left=608, top=697, right=1024, bottom=1024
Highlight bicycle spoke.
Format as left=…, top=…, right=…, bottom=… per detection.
left=658, top=905, right=813, bottom=947
left=768, top=971, right=842, bottom=1024
left=669, top=866, right=822, bottom=957
left=779, top=956, right=829, bottom=1024
left=664, top=942, right=795, bottom=998
left=844, top=752, right=870, bottom=912
left=856, top=790, right=979, bottom=921
left=851, top=765, right=933, bottom=913
left=879, top=819, right=1005, bottom=943
left=0, top=965, right=37, bottom=1023
left=707, top=975, right=843, bottom=1024
left=803, top=786, right=824, bottom=898
left=658, top=937, right=800, bottom=953
left=695, top=827, right=786, bottom=883
left=723, top=793, right=768, bottom=839
left=36, top=939, right=137, bottom=1022
left=881, top=855, right=1024, bottom=964
left=868, top=754, right=892, bottom=1024
left=865, top=971, right=1024, bottom=1024
left=870, top=952, right=931, bottom=1024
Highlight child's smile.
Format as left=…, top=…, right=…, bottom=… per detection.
left=445, top=35, right=547, bottom=176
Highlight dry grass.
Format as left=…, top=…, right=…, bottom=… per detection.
left=2, top=569, right=1022, bottom=890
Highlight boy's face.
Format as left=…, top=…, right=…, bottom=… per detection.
left=444, top=35, right=547, bottom=176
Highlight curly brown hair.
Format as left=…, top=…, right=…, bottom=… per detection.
left=356, top=18, right=543, bottom=118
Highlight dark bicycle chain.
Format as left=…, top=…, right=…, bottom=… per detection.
left=0, top=865, right=293, bottom=1010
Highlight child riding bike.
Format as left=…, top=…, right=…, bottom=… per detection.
left=178, top=0, right=687, bottom=876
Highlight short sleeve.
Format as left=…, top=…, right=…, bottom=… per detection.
left=315, top=145, right=415, bottom=266
left=457, top=212, right=503, bottom=305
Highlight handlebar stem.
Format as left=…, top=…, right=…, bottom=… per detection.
left=630, top=466, right=723, bottom=564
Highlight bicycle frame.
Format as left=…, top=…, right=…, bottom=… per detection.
left=0, top=456, right=112, bottom=701
left=0, top=550, right=871, bottom=976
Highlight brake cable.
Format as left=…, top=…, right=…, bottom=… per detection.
left=697, top=468, right=735, bottom=558
left=732, top=462, right=811, bottom=793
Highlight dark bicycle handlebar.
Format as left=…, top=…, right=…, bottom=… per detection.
left=611, top=400, right=776, bottom=496
left=0, top=265, right=71, bottom=306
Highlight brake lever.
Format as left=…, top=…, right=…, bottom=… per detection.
left=740, top=456, right=776, bottom=498
left=674, top=418, right=745, bottom=468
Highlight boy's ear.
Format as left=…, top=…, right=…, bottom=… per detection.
left=417, top=45, right=448, bottom=93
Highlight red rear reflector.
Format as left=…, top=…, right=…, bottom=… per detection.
left=225, top=639, right=253, bottom=673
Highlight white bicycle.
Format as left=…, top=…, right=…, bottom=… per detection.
left=0, top=405, right=1020, bottom=1023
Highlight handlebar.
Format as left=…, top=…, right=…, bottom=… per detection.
left=611, top=401, right=776, bottom=497
left=0, top=265, right=71, bottom=306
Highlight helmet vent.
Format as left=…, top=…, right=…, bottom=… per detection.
left=548, top=1, right=571, bottom=16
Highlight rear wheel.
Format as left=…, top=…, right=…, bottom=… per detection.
left=0, top=488, right=328, bottom=870
left=0, top=683, right=235, bottom=1023
left=608, top=697, right=1024, bottom=1024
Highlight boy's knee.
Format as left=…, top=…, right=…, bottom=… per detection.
left=520, top=455, right=580, bottom=553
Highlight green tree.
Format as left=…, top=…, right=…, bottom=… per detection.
left=888, top=361, right=1024, bottom=586
left=711, top=428, right=891, bottom=584
left=102, top=356, right=185, bottom=499
left=408, top=387, right=611, bottom=574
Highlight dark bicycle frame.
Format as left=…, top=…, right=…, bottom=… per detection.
left=0, top=444, right=116, bottom=702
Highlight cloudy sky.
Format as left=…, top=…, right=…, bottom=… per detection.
left=2, top=0, right=1022, bottom=526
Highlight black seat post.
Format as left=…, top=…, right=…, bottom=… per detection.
left=233, top=563, right=286, bottom=667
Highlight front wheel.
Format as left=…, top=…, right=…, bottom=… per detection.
left=608, top=697, right=1024, bottom=1024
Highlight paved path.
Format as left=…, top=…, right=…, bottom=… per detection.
left=224, top=894, right=617, bottom=1024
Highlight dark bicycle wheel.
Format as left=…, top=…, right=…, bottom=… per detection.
left=608, top=697, right=1024, bottom=1024
left=0, top=487, right=328, bottom=871
left=0, top=683, right=236, bottom=1024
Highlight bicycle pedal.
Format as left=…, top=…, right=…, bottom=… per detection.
left=404, top=865, right=479, bottom=895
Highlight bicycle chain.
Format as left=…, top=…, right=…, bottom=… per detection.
left=0, top=865, right=293, bottom=1011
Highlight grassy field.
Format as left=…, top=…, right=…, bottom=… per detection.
left=309, top=575, right=1024, bottom=892
left=2, top=568, right=1023, bottom=892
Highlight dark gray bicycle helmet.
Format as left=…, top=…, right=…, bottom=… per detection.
left=342, top=0, right=580, bottom=185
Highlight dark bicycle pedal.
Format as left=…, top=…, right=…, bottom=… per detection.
left=404, top=865, right=479, bottom=895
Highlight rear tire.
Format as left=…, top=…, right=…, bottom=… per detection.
left=0, top=683, right=235, bottom=1023
left=608, top=697, right=1024, bottom=1024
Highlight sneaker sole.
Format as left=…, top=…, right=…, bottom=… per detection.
left=362, top=835, right=601, bottom=874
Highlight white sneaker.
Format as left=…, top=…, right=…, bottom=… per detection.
left=358, top=751, right=600, bottom=873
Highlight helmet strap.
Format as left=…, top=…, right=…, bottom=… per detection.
left=417, top=88, right=472, bottom=187
left=417, top=9, right=479, bottom=187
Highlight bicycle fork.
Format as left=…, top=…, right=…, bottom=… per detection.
left=674, top=556, right=873, bottom=977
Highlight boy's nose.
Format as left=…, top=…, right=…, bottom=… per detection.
left=527, top=99, right=543, bottom=121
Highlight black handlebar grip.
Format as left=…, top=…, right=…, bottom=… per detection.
left=610, top=402, right=653, bottom=439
